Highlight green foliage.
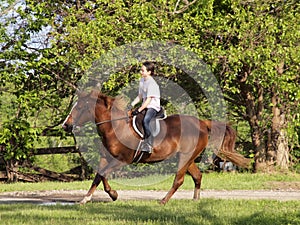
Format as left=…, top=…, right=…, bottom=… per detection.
left=34, top=153, right=80, bottom=173
left=202, top=0, right=300, bottom=164
left=0, top=0, right=76, bottom=165
left=0, top=119, right=39, bottom=161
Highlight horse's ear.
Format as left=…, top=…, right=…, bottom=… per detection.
left=90, top=89, right=100, bottom=99
left=103, top=96, right=113, bottom=110
left=77, top=90, right=91, bottom=98
left=95, top=92, right=113, bottom=110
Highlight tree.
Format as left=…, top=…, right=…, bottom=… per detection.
left=0, top=0, right=299, bottom=181
left=42, top=0, right=300, bottom=171
left=0, top=0, right=77, bottom=181
left=202, top=0, right=300, bottom=171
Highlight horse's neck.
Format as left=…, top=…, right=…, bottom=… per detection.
left=96, top=109, right=128, bottom=133
left=97, top=110, right=134, bottom=149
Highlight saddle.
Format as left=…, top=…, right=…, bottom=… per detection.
left=132, top=107, right=167, bottom=139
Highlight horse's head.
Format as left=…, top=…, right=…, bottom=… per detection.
left=62, top=90, right=99, bottom=132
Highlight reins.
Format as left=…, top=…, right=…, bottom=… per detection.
left=95, top=115, right=131, bottom=126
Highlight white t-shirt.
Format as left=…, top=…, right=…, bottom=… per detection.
left=139, top=76, right=160, bottom=111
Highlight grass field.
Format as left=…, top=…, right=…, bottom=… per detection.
left=0, top=172, right=299, bottom=225
left=0, top=199, right=299, bottom=225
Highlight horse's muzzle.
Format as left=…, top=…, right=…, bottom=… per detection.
left=62, top=123, right=73, bottom=133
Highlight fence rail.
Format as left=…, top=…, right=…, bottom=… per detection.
left=34, top=146, right=79, bottom=155
left=0, top=146, right=89, bottom=182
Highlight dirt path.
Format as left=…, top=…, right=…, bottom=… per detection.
left=0, top=189, right=299, bottom=204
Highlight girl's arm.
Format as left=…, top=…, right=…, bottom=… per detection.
left=138, top=97, right=151, bottom=112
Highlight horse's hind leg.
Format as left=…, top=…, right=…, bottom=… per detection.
left=187, top=162, right=202, bottom=200
left=160, top=168, right=186, bottom=205
left=160, top=153, right=193, bottom=205
left=159, top=161, right=202, bottom=205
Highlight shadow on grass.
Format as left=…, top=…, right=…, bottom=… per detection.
left=0, top=199, right=299, bottom=225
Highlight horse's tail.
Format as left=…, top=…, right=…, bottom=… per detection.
left=202, top=120, right=251, bottom=169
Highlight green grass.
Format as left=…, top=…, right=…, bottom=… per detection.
left=0, top=173, right=299, bottom=225
left=1, top=172, right=299, bottom=193
left=0, top=199, right=299, bottom=225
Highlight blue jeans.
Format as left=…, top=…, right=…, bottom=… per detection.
left=142, top=108, right=158, bottom=140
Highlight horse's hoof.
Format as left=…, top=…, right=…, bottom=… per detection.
left=79, top=198, right=87, bottom=205
left=79, top=195, right=92, bottom=205
left=109, top=190, right=118, bottom=201
left=159, top=199, right=167, bottom=205
left=79, top=200, right=86, bottom=205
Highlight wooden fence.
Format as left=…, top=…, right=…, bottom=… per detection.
left=0, top=146, right=91, bottom=182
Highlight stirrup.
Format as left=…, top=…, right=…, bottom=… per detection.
left=140, top=141, right=152, bottom=154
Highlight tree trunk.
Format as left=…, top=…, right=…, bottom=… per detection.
left=238, top=74, right=266, bottom=172
left=268, top=90, right=289, bottom=170
left=237, top=63, right=290, bottom=172
left=6, top=159, right=19, bottom=182
left=252, top=126, right=267, bottom=172
left=276, top=129, right=289, bottom=170
left=267, top=62, right=290, bottom=171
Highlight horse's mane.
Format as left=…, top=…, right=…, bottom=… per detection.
left=97, top=92, right=128, bottom=112
left=112, top=95, right=128, bottom=111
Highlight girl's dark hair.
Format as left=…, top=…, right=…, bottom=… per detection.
left=143, top=61, right=155, bottom=75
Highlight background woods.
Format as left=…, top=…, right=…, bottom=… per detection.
left=0, top=0, right=299, bottom=181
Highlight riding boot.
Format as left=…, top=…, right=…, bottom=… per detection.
left=141, top=136, right=153, bottom=153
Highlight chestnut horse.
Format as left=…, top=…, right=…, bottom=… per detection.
left=62, top=90, right=250, bottom=204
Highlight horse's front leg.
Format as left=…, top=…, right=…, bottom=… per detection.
left=101, top=176, right=118, bottom=201
left=80, top=157, right=108, bottom=205
left=80, top=173, right=118, bottom=204
left=80, top=172, right=102, bottom=205
left=80, top=155, right=126, bottom=204
left=99, top=156, right=128, bottom=201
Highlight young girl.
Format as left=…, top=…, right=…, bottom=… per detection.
left=131, top=61, right=161, bottom=153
